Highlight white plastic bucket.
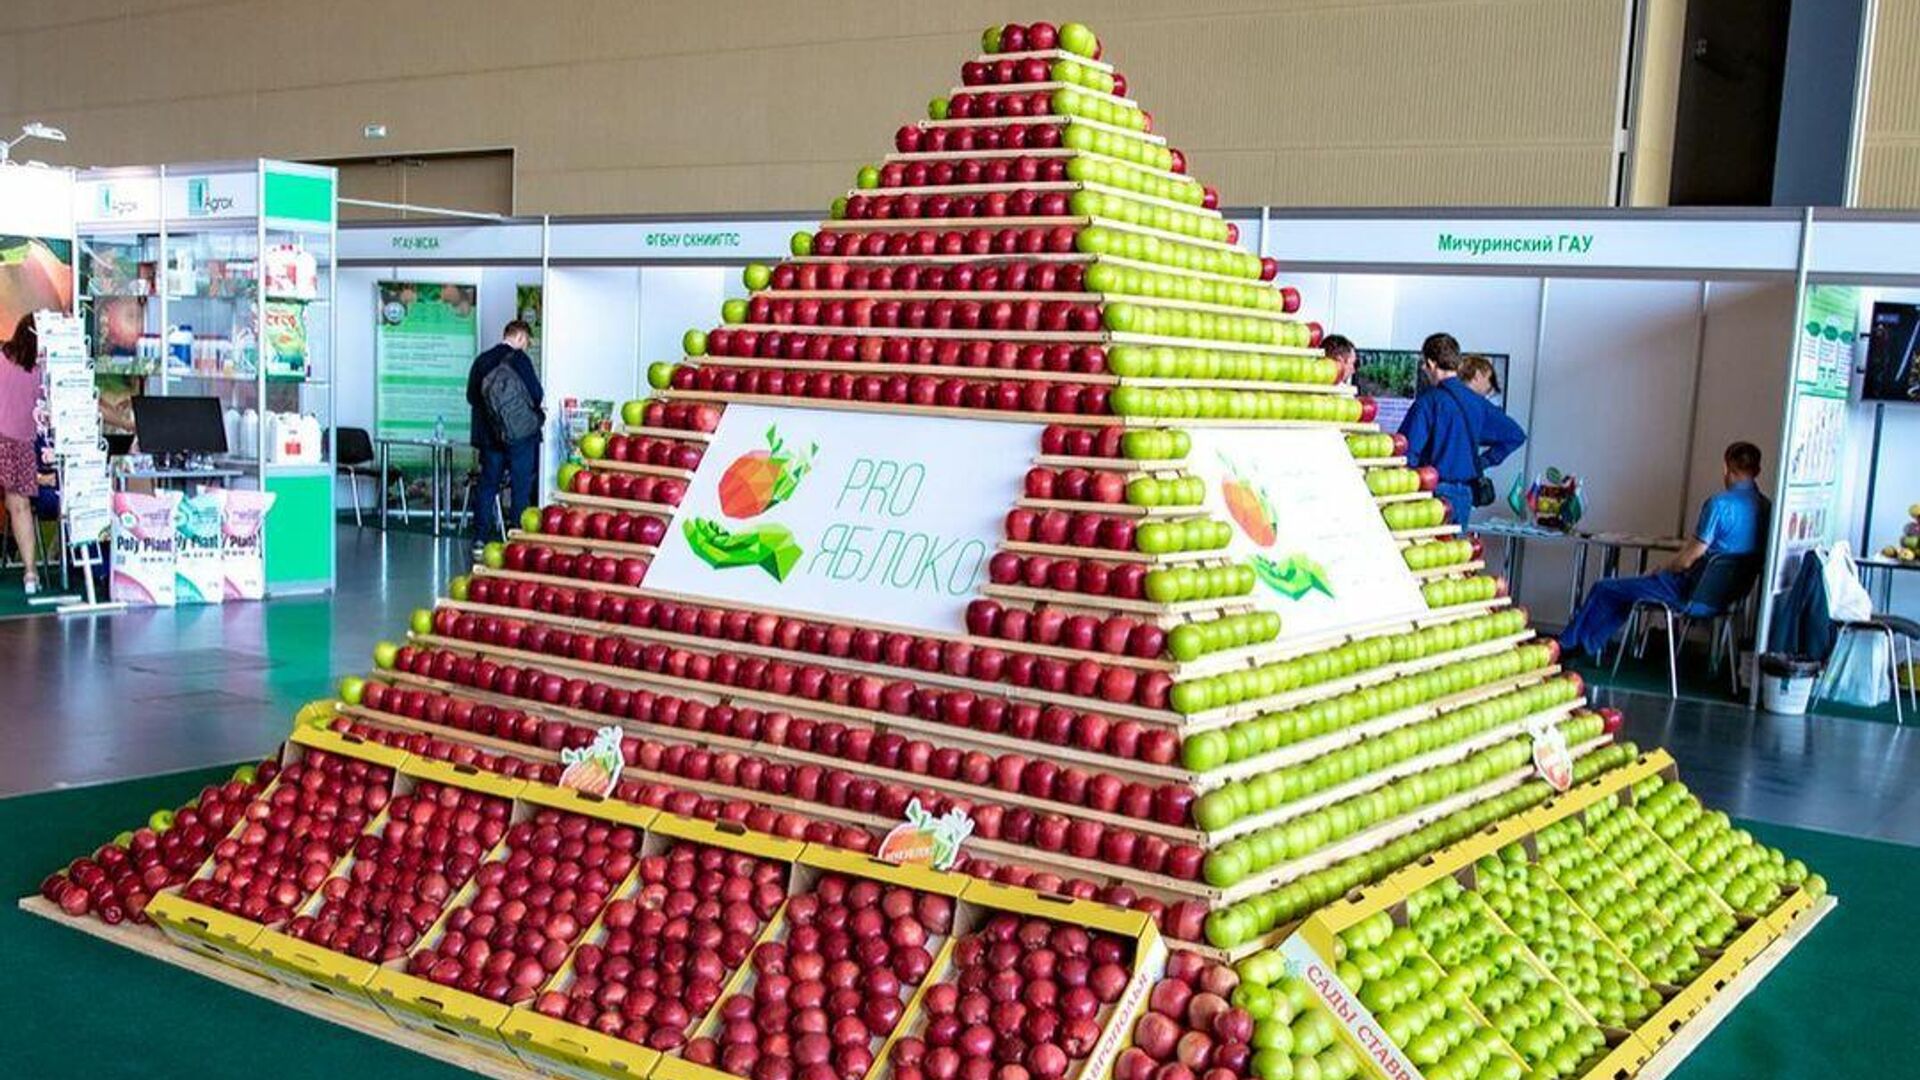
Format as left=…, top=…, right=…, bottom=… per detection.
left=1760, top=673, right=1814, bottom=714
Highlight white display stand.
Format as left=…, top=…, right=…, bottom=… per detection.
left=34, top=310, right=122, bottom=614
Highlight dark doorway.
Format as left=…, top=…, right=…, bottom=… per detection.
left=305, top=150, right=515, bottom=220
left=1668, top=0, right=1790, bottom=205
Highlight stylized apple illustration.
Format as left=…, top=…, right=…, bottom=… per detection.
left=717, top=425, right=816, bottom=519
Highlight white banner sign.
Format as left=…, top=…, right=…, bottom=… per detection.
left=163, top=171, right=257, bottom=221
left=1264, top=216, right=1802, bottom=273
left=1185, top=427, right=1428, bottom=641
left=645, top=404, right=1035, bottom=634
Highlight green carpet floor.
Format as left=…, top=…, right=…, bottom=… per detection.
left=2, top=766, right=1914, bottom=1078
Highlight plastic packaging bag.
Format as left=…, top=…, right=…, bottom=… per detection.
left=1818, top=628, right=1891, bottom=708
left=1822, top=541, right=1874, bottom=623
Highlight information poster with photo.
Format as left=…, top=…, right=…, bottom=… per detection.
left=1775, top=284, right=1859, bottom=586
left=1355, top=348, right=1510, bottom=435
left=0, top=235, right=75, bottom=333
left=375, top=281, right=478, bottom=456
left=646, top=405, right=1034, bottom=634
left=1186, top=427, right=1430, bottom=641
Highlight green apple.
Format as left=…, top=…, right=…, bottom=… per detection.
left=579, top=432, right=608, bottom=459
left=1060, top=22, right=1098, bottom=57
left=982, top=24, right=1003, bottom=52
left=722, top=298, right=749, bottom=324
left=338, top=676, right=366, bottom=706
left=410, top=608, right=434, bottom=635
left=648, top=362, right=676, bottom=389
left=790, top=232, right=814, bottom=257
left=448, top=574, right=471, bottom=601
left=928, top=97, right=950, bottom=120
left=519, top=507, right=542, bottom=533
left=621, top=400, right=648, bottom=427
left=556, top=463, right=583, bottom=492
left=373, top=641, right=400, bottom=670
left=482, top=542, right=506, bottom=569
left=856, top=165, right=881, bottom=190
left=148, top=809, right=176, bottom=833
left=682, top=329, right=708, bottom=356
left=742, top=263, right=772, bottom=291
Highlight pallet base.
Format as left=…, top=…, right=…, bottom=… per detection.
left=1633, top=895, right=1836, bottom=1080
left=17, top=897, right=543, bottom=1080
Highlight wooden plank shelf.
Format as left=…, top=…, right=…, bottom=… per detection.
left=998, top=540, right=1228, bottom=565
left=655, top=389, right=1092, bottom=426
left=1195, top=667, right=1562, bottom=790
left=550, top=491, right=678, bottom=517
left=1014, top=497, right=1205, bottom=518
left=505, top=530, right=658, bottom=560
left=691, top=355, right=1113, bottom=385
left=880, top=148, right=1190, bottom=188
left=1032, top=454, right=1186, bottom=473
left=610, top=424, right=714, bottom=443
left=1410, top=559, right=1487, bottom=581
left=982, top=582, right=1255, bottom=622
left=917, top=113, right=1169, bottom=147
left=1214, top=734, right=1612, bottom=905
left=1105, top=332, right=1322, bottom=358
left=941, top=80, right=1140, bottom=110
left=967, top=47, right=1116, bottom=74
left=1203, top=702, right=1582, bottom=844
left=1352, top=456, right=1408, bottom=468
left=575, top=458, right=696, bottom=481
left=408, top=628, right=1197, bottom=766
left=1178, top=629, right=1542, bottom=731
left=433, top=594, right=1185, bottom=726
left=742, top=289, right=1297, bottom=326
left=1373, top=491, right=1435, bottom=505
left=1391, top=525, right=1459, bottom=542
left=470, top=570, right=1183, bottom=674
left=345, top=680, right=1206, bottom=846
left=823, top=213, right=1241, bottom=255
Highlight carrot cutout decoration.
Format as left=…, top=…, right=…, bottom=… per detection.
left=718, top=425, right=816, bottom=519
left=877, top=799, right=974, bottom=870
left=559, top=725, right=625, bottom=797
left=1218, top=453, right=1278, bottom=548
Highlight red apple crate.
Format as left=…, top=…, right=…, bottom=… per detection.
left=364, top=785, right=656, bottom=1062
left=655, top=845, right=973, bottom=1080
left=249, top=757, right=528, bottom=1008
left=498, top=813, right=805, bottom=1080
left=868, top=877, right=1167, bottom=1080
left=145, top=727, right=408, bottom=979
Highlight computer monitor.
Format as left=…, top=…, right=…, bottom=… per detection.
left=1865, top=302, right=1920, bottom=404
left=132, top=396, right=228, bottom=456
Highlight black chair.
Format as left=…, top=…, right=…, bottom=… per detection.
left=1611, top=554, right=1762, bottom=698
left=331, top=427, right=406, bottom=528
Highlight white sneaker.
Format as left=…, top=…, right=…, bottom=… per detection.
left=22, top=577, right=39, bottom=597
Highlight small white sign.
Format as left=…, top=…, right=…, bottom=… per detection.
left=1185, top=427, right=1429, bottom=642
left=645, top=404, right=1035, bottom=634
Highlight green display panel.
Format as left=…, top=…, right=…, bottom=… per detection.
left=263, top=169, right=335, bottom=227
left=264, top=469, right=335, bottom=592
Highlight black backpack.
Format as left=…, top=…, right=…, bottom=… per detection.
left=480, top=355, right=541, bottom=444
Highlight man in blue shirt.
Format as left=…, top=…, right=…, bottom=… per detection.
left=1560, top=441, right=1772, bottom=659
left=1397, top=333, right=1527, bottom=528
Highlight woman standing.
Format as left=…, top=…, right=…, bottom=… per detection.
left=0, top=315, right=44, bottom=594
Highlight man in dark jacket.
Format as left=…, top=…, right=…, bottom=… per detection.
left=466, top=320, right=542, bottom=554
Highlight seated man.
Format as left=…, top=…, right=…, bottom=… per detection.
left=1560, top=441, right=1771, bottom=660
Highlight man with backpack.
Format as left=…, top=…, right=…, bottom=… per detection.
left=1397, top=332, right=1527, bottom=529
left=466, top=320, right=544, bottom=557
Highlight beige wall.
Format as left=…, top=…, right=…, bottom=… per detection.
left=1860, top=0, right=1920, bottom=205
left=0, top=0, right=1631, bottom=215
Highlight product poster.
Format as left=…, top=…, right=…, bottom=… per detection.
left=1774, top=284, right=1859, bottom=587
left=1185, top=427, right=1430, bottom=641
left=0, top=235, right=75, bottom=334
left=516, top=284, right=543, bottom=373
left=1355, top=348, right=1511, bottom=435
left=646, top=405, right=1034, bottom=634
left=375, top=281, right=478, bottom=453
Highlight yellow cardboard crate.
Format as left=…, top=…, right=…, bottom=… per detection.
left=249, top=923, right=382, bottom=1007
left=1574, top=1031, right=1655, bottom=1080
left=289, top=722, right=415, bottom=770
left=497, top=1009, right=661, bottom=1080
left=661, top=812, right=807, bottom=862
left=366, top=965, right=521, bottom=1061
left=519, top=780, right=659, bottom=830
left=145, top=889, right=271, bottom=978
left=797, top=844, right=970, bottom=897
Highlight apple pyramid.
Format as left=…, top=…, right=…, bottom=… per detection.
left=350, top=16, right=1640, bottom=960
left=32, top=21, right=1831, bottom=1080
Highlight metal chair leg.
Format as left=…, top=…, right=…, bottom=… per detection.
left=1662, top=608, right=1679, bottom=699
left=349, top=472, right=364, bottom=528
left=1882, top=625, right=1904, bottom=725
left=1724, top=619, right=1740, bottom=697
left=1611, top=607, right=1637, bottom=681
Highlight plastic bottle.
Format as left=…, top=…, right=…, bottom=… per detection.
left=298, top=414, right=322, bottom=462
left=434, top=414, right=446, bottom=443
left=223, top=407, right=241, bottom=451
left=239, top=408, right=260, bottom=458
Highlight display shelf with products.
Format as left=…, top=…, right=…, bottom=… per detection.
left=74, top=159, right=339, bottom=594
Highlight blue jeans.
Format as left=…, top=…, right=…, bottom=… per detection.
left=473, top=438, right=538, bottom=543
left=1435, top=482, right=1473, bottom=530
left=1561, top=570, right=1690, bottom=660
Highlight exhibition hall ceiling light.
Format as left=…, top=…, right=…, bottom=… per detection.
left=0, top=121, right=67, bottom=165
